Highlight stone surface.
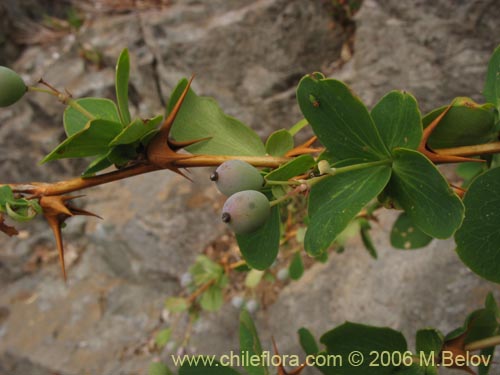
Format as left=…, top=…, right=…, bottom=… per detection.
left=1, top=0, right=500, bottom=374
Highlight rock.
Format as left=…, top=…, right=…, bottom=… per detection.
left=1, top=0, right=500, bottom=374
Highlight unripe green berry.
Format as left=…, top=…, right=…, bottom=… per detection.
left=222, top=190, right=270, bottom=234
left=211, top=160, right=264, bottom=196
left=0, top=66, right=27, bottom=107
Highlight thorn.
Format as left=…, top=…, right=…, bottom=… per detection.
left=69, top=207, right=103, bottom=219
left=285, top=136, right=322, bottom=157
left=168, top=136, right=212, bottom=151
left=420, top=103, right=454, bottom=148
left=45, top=214, right=67, bottom=282
left=162, top=75, right=195, bottom=134
left=421, top=148, right=486, bottom=164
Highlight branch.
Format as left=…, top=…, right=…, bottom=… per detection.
left=435, top=141, right=500, bottom=158
left=5, top=154, right=290, bottom=197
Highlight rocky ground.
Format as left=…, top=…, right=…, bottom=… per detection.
left=0, top=0, right=499, bottom=374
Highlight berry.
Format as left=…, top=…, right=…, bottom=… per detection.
left=211, top=160, right=264, bottom=196
left=0, top=66, right=27, bottom=107
left=221, top=190, right=270, bottom=234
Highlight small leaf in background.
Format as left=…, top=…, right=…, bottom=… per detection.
left=236, top=205, right=280, bottom=270
left=0, top=185, right=14, bottom=206
left=305, top=166, right=391, bottom=256
left=155, top=328, right=172, bottom=349
left=289, top=252, right=304, bottom=280
left=456, top=167, right=500, bottom=283
left=320, top=322, right=407, bottom=375
left=189, top=255, right=223, bottom=286
left=245, top=269, right=264, bottom=288
left=390, top=212, right=433, bottom=250
left=298, top=327, right=319, bottom=355
left=64, top=98, right=121, bottom=136
left=169, top=78, right=265, bottom=156
left=270, top=185, right=286, bottom=199
left=109, top=115, right=163, bottom=146
left=422, top=98, right=496, bottom=149
left=297, top=74, right=390, bottom=162
left=359, top=219, right=378, bottom=259
left=455, top=161, right=487, bottom=188
left=200, top=285, right=223, bottom=312
left=165, top=297, right=189, bottom=313
left=371, top=90, right=422, bottom=151
left=149, top=362, right=173, bottom=375
left=388, top=148, right=464, bottom=239
left=239, top=309, right=269, bottom=375
left=265, top=154, right=315, bottom=181
left=483, top=44, right=500, bottom=108
left=115, top=48, right=132, bottom=125
left=265, top=129, right=294, bottom=156
left=41, top=119, right=123, bottom=163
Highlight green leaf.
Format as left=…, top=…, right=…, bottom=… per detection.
left=485, top=292, right=500, bottom=319
left=422, top=99, right=496, bottom=149
left=109, top=115, right=162, bottom=146
left=64, top=98, right=121, bottom=136
left=190, top=255, right=223, bottom=286
left=164, top=297, right=189, bottom=313
left=0, top=186, right=14, bottom=206
left=298, top=327, right=319, bottom=355
left=200, top=285, right=223, bottom=312
left=289, top=252, right=304, bottom=280
left=320, top=322, right=407, bottom=375
left=297, top=74, right=390, bottom=162
left=179, top=361, right=241, bottom=375
left=245, top=269, right=264, bottom=289
left=169, top=78, right=265, bottom=156
left=265, top=129, right=294, bottom=156
left=359, top=220, right=378, bottom=259
left=81, top=153, right=113, bottom=177
left=483, top=45, right=500, bottom=108
left=416, top=329, right=443, bottom=355
left=42, top=119, right=123, bottom=163
left=115, top=48, right=131, bottom=125
left=371, top=90, right=422, bottom=151
left=445, top=308, right=498, bottom=343
left=456, top=162, right=487, bottom=188
left=265, top=154, right=315, bottom=181
left=456, top=167, right=500, bottom=283
left=390, top=212, right=433, bottom=250
left=239, top=309, right=268, bottom=375
left=6, top=202, right=38, bottom=222
left=305, top=165, right=391, bottom=256
left=478, top=346, right=495, bottom=375
left=236, top=205, right=280, bottom=270
left=155, top=328, right=172, bottom=349
left=388, top=148, right=464, bottom=238
left=149, top=362, right=173, bottom=375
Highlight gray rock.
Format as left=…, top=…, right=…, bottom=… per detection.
left=1, top=0, right=500, bottom=374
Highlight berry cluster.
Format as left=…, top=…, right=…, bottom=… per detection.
left=210, top=160, right=271, bottom=234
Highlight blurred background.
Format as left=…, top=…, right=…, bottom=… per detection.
left=0, top=0, right=499, bottom=374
